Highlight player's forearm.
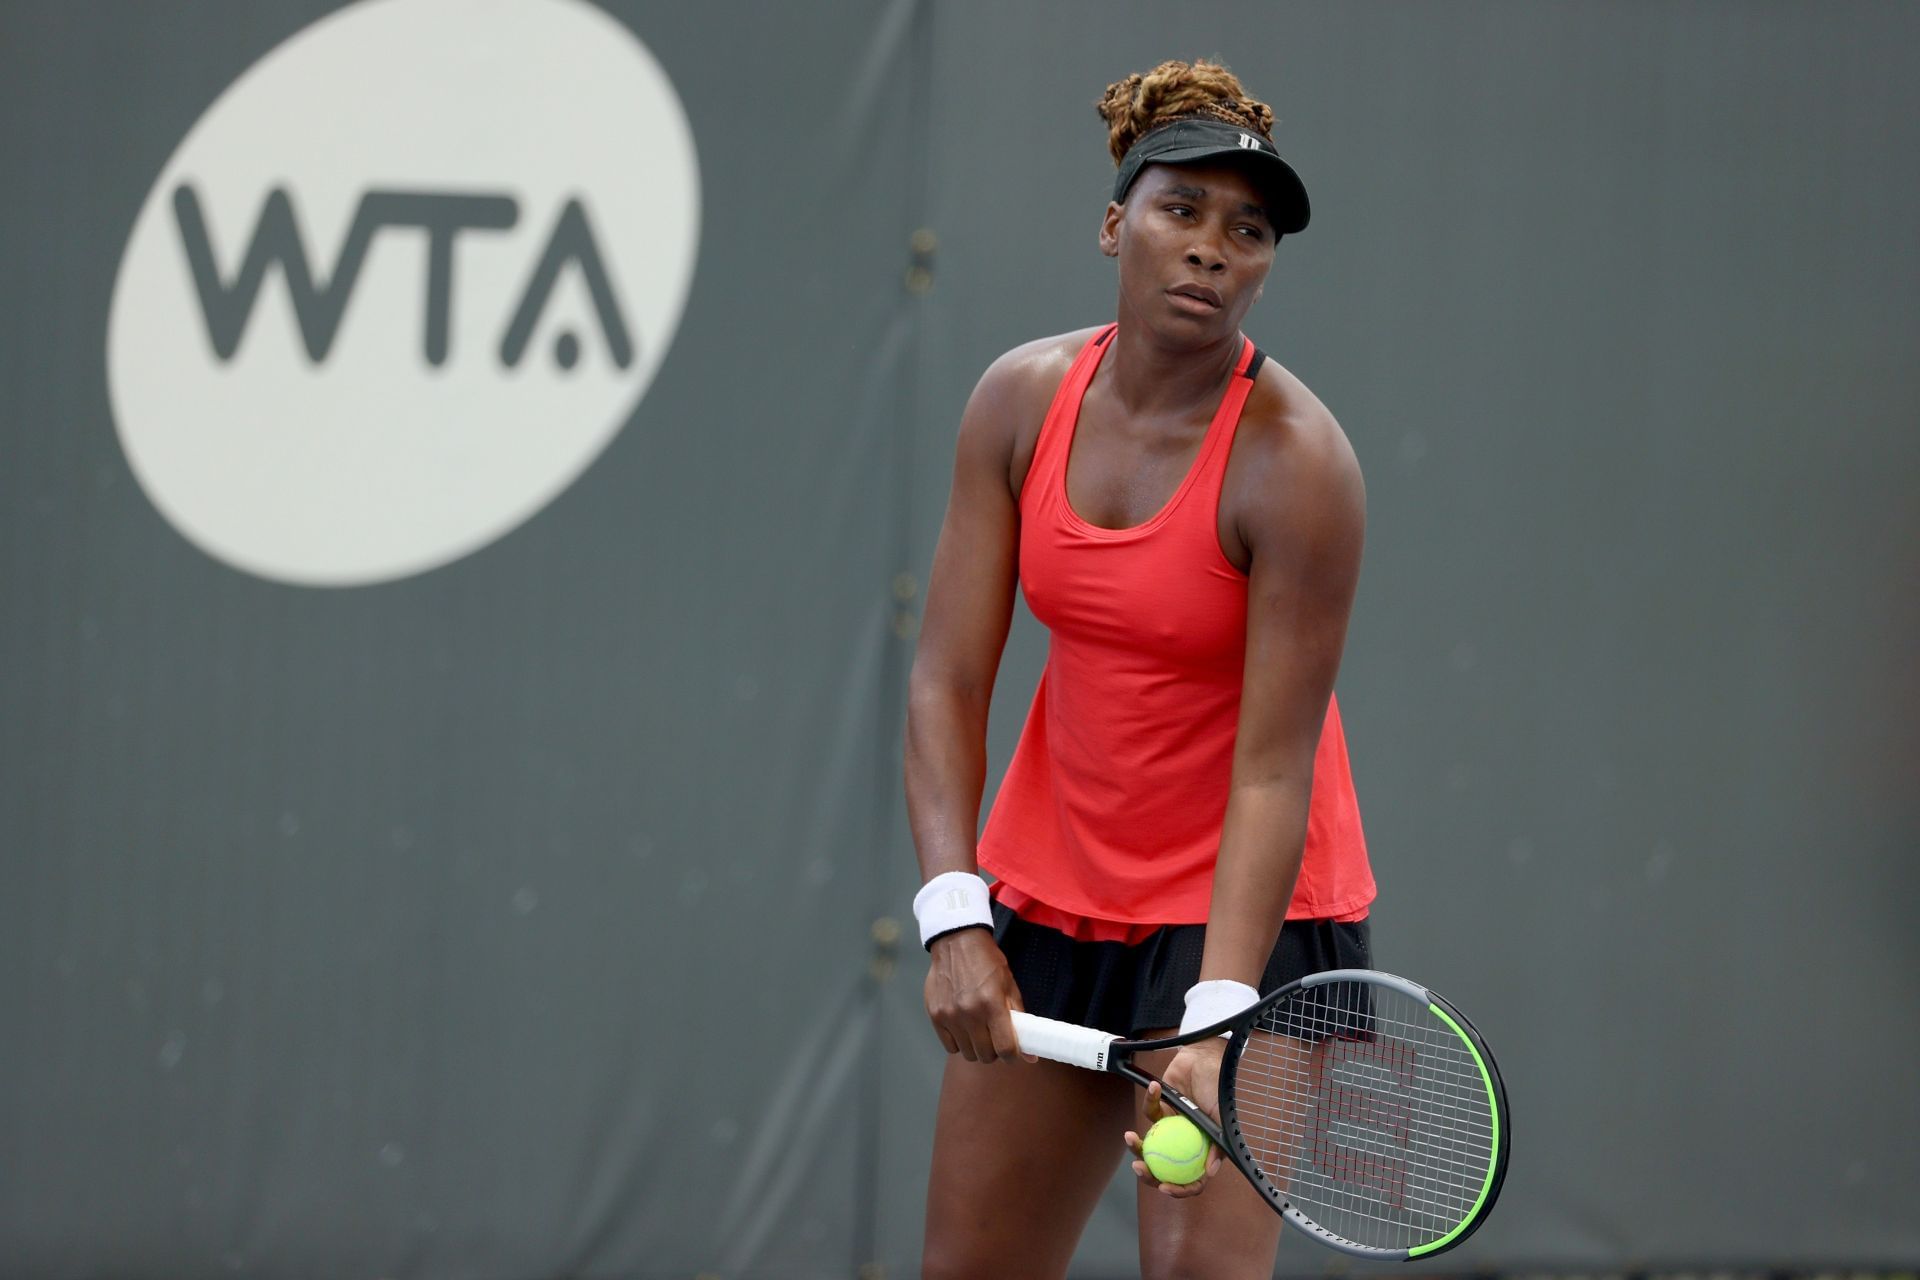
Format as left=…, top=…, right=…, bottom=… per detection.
left=1197, top=778, right=1311, bottom=987
left=902, top=681, right=992, bottom=879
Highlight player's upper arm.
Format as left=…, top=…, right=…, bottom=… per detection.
left=1230, top=390, right=1367, bottom=786
left=909, top=344, right=1057, bottom=706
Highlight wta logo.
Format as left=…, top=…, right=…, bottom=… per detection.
left=106, top=0, right=700, bottom=586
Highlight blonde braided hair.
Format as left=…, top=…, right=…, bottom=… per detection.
left=1096, top=58, right=1276, bottom=166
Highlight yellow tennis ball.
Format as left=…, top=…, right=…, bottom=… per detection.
left=1141, top=1114, right=1210, bottom=1185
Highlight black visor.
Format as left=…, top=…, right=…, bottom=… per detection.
left=1112, top=117, right=1310, bottom=235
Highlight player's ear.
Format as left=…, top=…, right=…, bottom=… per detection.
left=1099, top=201, right=1123, bottom=258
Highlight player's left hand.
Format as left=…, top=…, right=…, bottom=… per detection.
left=1123, top=1040, right=1226, bottom=1197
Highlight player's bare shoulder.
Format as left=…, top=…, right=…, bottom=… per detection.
left=962, top=327, right=1103, bottom=498
left=1237, top=355, right=1363, bottom=507
left=1228, top=354, right=1365, bottom=552
left=968, top=328, right=1096, bottom=423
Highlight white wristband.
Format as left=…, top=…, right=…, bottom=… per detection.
left=1178, top=979, right=1261, bottom=1038
left=912, top=871, right=993, bottom=948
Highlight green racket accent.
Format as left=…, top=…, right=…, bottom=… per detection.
left=1407, top=1002, right=1501, bottom=1258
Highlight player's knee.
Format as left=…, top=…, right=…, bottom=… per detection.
left=1142, top=1262, right=1250, bottom=1280
left=920, top=1242, right=990, bottom=1280
left=922, top=1224, right=1016, bottom=1280
left=1140, top=1240, right=1271, bottom=1280
left=1140, top=1261, right=1202, bottom=1280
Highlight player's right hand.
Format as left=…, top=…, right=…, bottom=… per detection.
left=924, top=928, right=1033, bottom=1064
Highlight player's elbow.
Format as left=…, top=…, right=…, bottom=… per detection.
left=908, top=662, right=992, bottom=722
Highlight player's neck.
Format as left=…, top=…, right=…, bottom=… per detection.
left=1104, top=320, right=1241, bottom=419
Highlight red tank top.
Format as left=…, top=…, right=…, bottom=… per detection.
left=976, top=325, right=1374, bottom=938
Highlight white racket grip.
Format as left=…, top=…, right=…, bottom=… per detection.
left=1009, top=1011, right=1119, bottom=1072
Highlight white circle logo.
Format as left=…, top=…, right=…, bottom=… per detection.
left=106, top=0, right=699, bottom=586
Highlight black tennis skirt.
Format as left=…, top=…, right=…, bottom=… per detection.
left=991, top=899, right=1372, bottom=1040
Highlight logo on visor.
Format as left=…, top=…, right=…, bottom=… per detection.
left=105, top=0, right=701, bottom=587
left=1237, top=133, right=1261, bottom=151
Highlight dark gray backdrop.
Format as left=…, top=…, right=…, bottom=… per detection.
left=2, top=2, right=1915, bottom=1276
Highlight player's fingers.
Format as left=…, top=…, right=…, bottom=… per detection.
left=1148, top=1170, right=1201, bottom=1197
left=987, top=1007, right=1021, bottom=1064
left=934, top=1024, right=960, bottom=1056
left=1002, top=990, right=1038, bottom=1062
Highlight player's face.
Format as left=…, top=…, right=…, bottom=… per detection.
left=1101, top=161, right=1276, bottom=342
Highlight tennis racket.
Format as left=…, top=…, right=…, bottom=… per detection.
left=1009, top=968, right=1509, bottom=1260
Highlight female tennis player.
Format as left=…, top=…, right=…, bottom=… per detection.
left=903, top=58, right=1374, bottom=1279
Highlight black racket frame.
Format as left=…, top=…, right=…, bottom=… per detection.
left=1103, top=968, right=1511, bottom=1261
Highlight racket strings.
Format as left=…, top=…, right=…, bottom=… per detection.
left=1226, top=981, right=1496, bottom=1252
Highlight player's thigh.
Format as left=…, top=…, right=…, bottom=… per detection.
left=923, top=1052, right=1132, bottom=1280
left=1130, top=1038, right=1287, bottom=1280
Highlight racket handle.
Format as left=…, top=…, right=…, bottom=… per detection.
left=1009, top=1011, right=1119, bottom=1072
